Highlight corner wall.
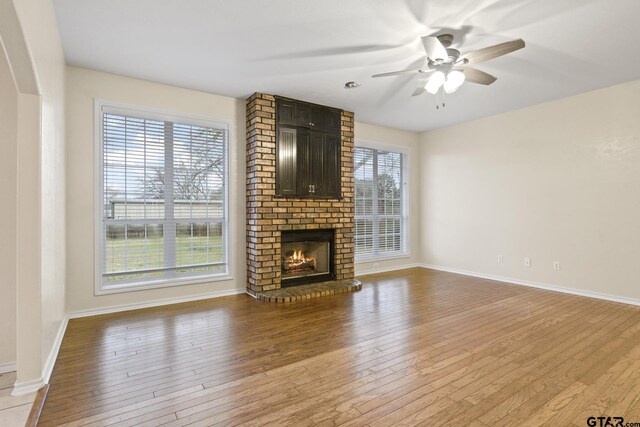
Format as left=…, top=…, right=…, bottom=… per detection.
left=420, top=79, right=640, bottom=302
left=18, top=0, right=67, bottom=377
left=5, top=0, right=67, bottom=390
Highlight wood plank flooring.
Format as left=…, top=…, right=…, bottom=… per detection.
left=39, top=268, right=640, bottom=426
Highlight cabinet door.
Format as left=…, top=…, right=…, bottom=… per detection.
left=321, top=133, right=341, bottom=198
left=309, top=131, right=325, bottom=196
left=296, top=129, right=312, bottom=196
left=310, top=107, right=324, bottom=130
left=276, top=127, right=297, bottom=196
left=277, top=100, right=296, bottom=126
left=323, top=110, right=341, bottom=135
left=295, top=103, right=311, bottom=128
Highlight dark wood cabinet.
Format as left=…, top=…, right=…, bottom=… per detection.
left=275, top=97, right=341, bottom=198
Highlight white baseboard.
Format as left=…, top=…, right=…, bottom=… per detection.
left=421, top=263, right=640, bottom=307
left=43, top=315, right=68, bottom=384
left=356, top=262, right=421, bottom=277
left=11, top=378, right=43, bottom=396
left=0, top=362, right=16, bottom=374
left=67, top=288, right=246, bottom=319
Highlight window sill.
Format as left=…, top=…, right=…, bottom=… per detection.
left=355, top=252, right=411, bottom=264
left=96, top=273, right=234, bottom=296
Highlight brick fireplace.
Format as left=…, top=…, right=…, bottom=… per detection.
left=246, top=93, right=355, bottom=296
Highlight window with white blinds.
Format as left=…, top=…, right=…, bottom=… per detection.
left=98, top=105, right=229, bottom=292
left=354, top=146, right=408, bottom=260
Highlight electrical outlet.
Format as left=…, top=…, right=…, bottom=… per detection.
left=553, top=261, right=560, bottom=271
left=498, top=255, right=504, bottom=263
left=524, top=257, right=531, bottom=267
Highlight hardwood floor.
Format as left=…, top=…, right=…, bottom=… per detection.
left=40, top=268, right=640, bottom=426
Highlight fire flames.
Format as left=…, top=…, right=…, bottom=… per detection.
left=283, top=250, right=316, bottom=274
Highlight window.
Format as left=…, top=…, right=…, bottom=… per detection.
left=97, top=104, right=229, bottom=293
left=354, top=145, right=408, bottom=260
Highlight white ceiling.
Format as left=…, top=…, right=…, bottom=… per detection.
left=53, top=0, right=640, bottom=132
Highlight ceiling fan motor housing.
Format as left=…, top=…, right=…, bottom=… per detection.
left=446, top=48, right=461, bottom=61
left=436, top=33, right=454, bottom=47
left=428, top=48, right=461, bottom=72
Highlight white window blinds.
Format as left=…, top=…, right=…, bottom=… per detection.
left=100, top=107, right=228, bottom=291
left=354, top=146, right=408, bottom=260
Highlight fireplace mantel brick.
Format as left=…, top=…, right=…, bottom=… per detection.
left=246, top=93, right=355, bottom=295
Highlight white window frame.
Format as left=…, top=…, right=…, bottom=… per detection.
left=354, top=140, right=410, bottom=262
left=94, top=99, right=233, bottom=295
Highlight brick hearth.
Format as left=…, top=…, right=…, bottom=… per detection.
left=246, top=93, right=355, bottom=296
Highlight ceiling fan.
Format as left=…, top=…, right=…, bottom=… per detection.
left=372, top=34, right=525, bottom=96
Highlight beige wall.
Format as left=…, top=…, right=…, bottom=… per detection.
left=0, top=40, right=18, bottom=367
left=354, top=122, right=422, bottom=275
left=65, top=67, right=247, bottom=312
left=420, top=79, right=640, bottom=301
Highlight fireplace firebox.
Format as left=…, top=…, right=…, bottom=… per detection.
left=281, top=229, right=335, bottom=287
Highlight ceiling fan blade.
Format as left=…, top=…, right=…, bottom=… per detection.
left=462, top=39, right=525, bottom=65
left=421, top=36, right=448, bottom=61
left=411, top=76, right=430, bottom=96
left=412, top=86, right=425, bottom=97
left=372, top=68, right=423, bottom=78
left=458, top=67, right=497, bottom=85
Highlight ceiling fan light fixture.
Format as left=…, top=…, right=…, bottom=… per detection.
left=443, top=70, right=465, bottom=94
left=425, top=71, right=445, bottom=94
